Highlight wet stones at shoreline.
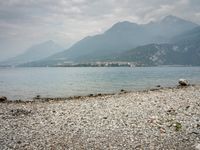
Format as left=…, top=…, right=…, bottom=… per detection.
left=1, top=83, right=197, bottom=103
left=120, top=89, right=129, bottom=94
left=33, top=93, right=112, bottom=102
left=120, top=89, right=125, bottom=92
left=10, top=109, right=32, bottom=117
left=34, top=95, right=41, bottom=100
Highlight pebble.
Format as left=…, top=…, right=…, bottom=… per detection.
left=195, top=144, right=200, bottom=150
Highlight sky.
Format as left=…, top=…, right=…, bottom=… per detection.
left=0, top=0, right=200, bottom=61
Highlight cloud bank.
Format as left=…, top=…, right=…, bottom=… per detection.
left=0, top=0, right=200, bottom=60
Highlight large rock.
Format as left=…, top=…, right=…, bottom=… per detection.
left=178, top=79, right=189, bottom=86
left=0, top=96, right=7, bottom=102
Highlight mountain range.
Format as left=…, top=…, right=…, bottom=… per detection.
left=111, top=26, right=200, bottom=66
left=1, top=15, right=200, bottom=67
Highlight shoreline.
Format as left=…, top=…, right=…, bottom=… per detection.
left=1, top=84, right=197, bottom=103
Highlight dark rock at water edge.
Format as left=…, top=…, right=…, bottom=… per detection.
left=120, top=89, right=125, bottom=92
left=0, top=96, right=7, bottom=102
left=34, top=95, right=41, bottom=100
left=88, top=94, right=94, bottom=97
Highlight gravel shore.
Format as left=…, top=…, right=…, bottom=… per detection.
left=0, top=85, right=200, bottom=150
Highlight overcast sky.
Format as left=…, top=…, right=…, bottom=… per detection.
left=0, top=0, right=200, bottom=60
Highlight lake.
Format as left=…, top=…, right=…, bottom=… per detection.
left=0, top=67, right=200, bottom=100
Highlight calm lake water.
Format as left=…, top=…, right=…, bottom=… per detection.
left=0, top=67, right=200, bottom=100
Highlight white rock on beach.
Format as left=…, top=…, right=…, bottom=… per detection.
left=195, top=143, right=200, bottom=150
left=179, top=79, right=189, bottom=86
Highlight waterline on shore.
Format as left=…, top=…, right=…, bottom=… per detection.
left=1, top=84, right=197, bottom=103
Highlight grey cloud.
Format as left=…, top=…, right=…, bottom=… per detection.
left=0, top=0, right=200, bottom=60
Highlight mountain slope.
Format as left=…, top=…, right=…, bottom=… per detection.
left=114, top=27, right=200, bottom=66
left=0, top=41, right=63, bottom=66
left=171, top=26, right=200, bottom=45
left=44, top=22, right=152, bottom=62
left=33, top=15, right=198, bottom=65
left=144, top=15, right=198, bottom=42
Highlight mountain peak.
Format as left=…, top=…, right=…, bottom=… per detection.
left=112, top=21, right=139, bottom=27
left=161, top=15, right=198, bottom=25
left=162, top=15, right=183, bottom=23
left=106, top=21, right=140, bottom=33
left=164, top=15, right=179, bottom=20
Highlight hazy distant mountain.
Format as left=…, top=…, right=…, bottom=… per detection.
left=114, top=27, right=200, bottom=66
left=0, top=41, right=63, bottom=66
left=171, top=26, right=200, bottom=45
left=41, top=21, right=153, bottom=63
left=21, top=15, right=199, bottom=67
left=144, top=15, right=199, bottom=43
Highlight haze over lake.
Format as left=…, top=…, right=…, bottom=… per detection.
left=0, top=67, right=200, bottom=100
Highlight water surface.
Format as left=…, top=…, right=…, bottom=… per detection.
left=0, top=67, right=200, bottom=100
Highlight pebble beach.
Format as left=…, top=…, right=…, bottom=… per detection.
left=0, top=85, right=200, bottom=150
